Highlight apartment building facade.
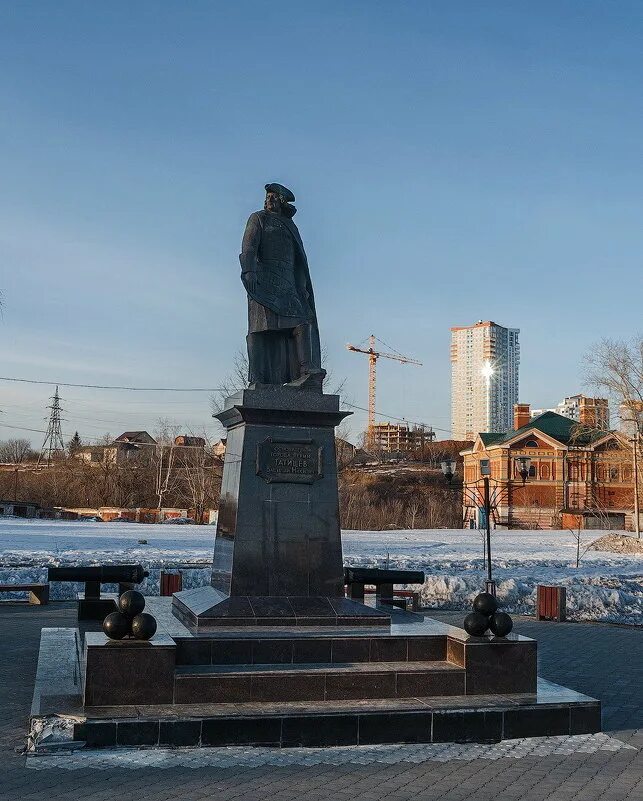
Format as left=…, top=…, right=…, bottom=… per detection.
left=451, top=320, right=520, bottom=440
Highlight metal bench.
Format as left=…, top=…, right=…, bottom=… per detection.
left=344, top=567, right=425, bottom=609
left=0, top=583, right=49, bottom=605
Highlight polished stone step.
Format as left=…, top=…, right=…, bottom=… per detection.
left=77, top=678, right=601, bottom=748
left=173, top=660, right=465, bottom=703
left=175, top=633, right=447, bottom=666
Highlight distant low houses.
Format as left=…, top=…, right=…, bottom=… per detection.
left=74, top=431, right=157, bottom=465
left=174, top=435, right=206, bottom=447
left=213, top=439, right=227, bottom=458
left=0, top=499, right=40, bottom=518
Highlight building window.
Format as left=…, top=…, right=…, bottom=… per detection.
left=540, top=464, right=550, bottom=479
left=610, top=467, right=619, bottom=481
left=525, top=439, right=538, bottom=448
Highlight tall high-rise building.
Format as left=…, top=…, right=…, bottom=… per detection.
left=451, top=320, right=520, bottom=440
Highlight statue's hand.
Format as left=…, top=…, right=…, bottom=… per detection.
left=243, top=271, right=257, bottom=294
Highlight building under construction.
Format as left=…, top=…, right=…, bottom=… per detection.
left=370, top=422, right=434, bottom=454
left=346, top=334, right=423, bottom=451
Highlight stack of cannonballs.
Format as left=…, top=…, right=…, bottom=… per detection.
left=103, top=590, right=157, bottom=641
left=463, top=592, right=513, bottom=637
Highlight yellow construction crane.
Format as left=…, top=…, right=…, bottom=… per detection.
left=346, top=334, right=422, bottom=448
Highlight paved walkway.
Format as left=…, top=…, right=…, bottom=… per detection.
left=1, top=603, right=641, bottom=801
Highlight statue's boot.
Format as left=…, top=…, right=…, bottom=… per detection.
left=288, top=324, right=326, bottom=390
left=246, top=332, right=269, bottom=385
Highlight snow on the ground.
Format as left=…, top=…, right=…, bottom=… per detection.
left=342, top=528, right=642, bottom=626
left=0, top=518, right=641, bottom=625
left=0, top=518, right=214, bottom=599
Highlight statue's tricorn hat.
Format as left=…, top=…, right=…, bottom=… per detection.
left=265, top=183, right=295, bottom=203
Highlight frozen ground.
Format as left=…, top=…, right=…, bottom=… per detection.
left=0, top=518, right=640, bottom=624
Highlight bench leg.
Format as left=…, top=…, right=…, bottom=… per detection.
left=348, top=583, right=365, bottom=601
left=377, top=582, right=394, bottom=606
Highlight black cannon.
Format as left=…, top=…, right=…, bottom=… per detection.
left=344, top=567, right=425, bottom=609
left=48, top=564, right=149, bottom=620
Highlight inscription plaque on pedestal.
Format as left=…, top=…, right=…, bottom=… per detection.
left=257, top=437, right=323, bottom=484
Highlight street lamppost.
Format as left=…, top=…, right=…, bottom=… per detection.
left=441, top=455, right=531, bottom=596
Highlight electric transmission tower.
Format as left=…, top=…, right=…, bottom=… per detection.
left=39, top=386, right=66, bottom=465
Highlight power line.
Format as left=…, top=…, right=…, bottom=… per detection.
left=0, top=375, right=455, bottom=437
left=0, top=376, right=224, bottom=391
left=342, top=401, right=453, bottom=435
left=0, top=421, right=219, bottom=448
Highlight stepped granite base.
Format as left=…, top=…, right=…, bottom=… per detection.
left=29, top=598, right=601, bottom=751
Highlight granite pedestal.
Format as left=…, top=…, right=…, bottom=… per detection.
left=172, top=386, right=391, bottom=629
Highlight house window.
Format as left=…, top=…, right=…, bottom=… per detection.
left=610, top=467, right=619, bottom=481
left=529, top=465, right=536, bottom=478
left=525, top=439, right=539, bottom=448
left=540, top=464, right=550, bottom=479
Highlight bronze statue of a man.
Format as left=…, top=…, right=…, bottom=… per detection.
left=240, top=183, right=326, bottom=390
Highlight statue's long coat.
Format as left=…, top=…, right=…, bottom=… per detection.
left=239, top=210, right=322, bottom=371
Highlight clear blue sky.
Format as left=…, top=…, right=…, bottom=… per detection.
left=1, top=1, right=642, bottom=445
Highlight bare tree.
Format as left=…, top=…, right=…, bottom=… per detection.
left=153, top=419, right=182, bottom=514
left=174, top=430, right=220, bottom=523
left=586, top=336, right=643, bottom=535
left=405, top=499, right=421, bottom=529
left=0, top=438, right=38, bottom=464
left=566, top=518, right=592, bottom=568
left=585, top=336, right=643, bottom=437
left=210, top=349, right=249, bottom=416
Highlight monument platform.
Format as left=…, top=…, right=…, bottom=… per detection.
left=28, top=597, right=601, bottom=751
left=172, top=586, right=390, bottom=630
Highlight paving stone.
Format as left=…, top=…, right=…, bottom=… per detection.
left=1, top=604, right=642, bottom=801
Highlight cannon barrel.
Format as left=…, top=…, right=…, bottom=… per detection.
left=344, top=567, right=425, bottom=585
left=48, top=564, right=149, bottom=584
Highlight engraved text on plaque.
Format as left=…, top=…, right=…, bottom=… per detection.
left=256, top=437, right=323, bottom=484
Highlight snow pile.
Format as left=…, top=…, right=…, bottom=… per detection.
left=590, top=533, right=643, bottom=554
left=342, top=529, right=642, bottom=626
left=27, top=716, right=79, bottom=753
left=1, top=519, right=641, bottom=625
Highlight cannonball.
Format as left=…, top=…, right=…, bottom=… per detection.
left=472, top=592, right=498, bottom=617
left=118, top=589, right=145, bottom=618
left=131, top=612, right=157, bottom=641
left=489, top=611, right=513, bottom=637
left=463, top=611, right=490, bottom=637
left=103, top=611, right=131, bottom=640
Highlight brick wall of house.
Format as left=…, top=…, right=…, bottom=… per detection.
left=462, top=432, right=636, bottom=530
